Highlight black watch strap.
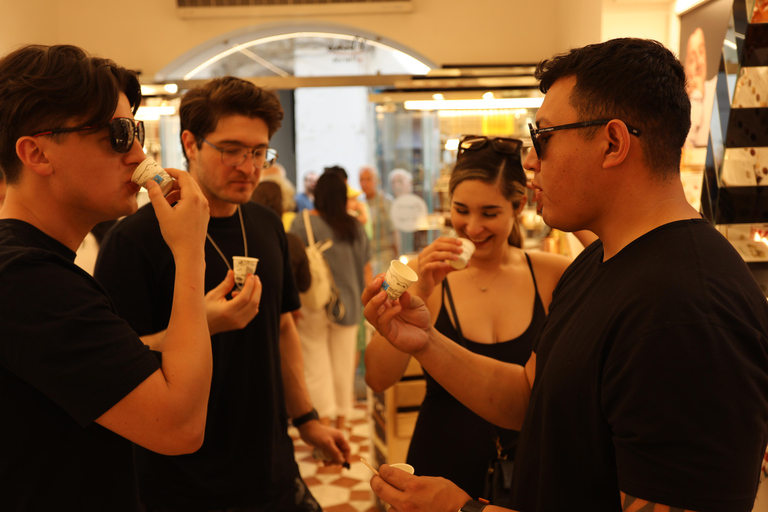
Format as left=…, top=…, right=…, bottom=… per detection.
left=459, top=499, right=489, bottom=512
left=292, top=408, right=319, bottom=428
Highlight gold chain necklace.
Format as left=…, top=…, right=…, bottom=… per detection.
left=205, top=205, right=248, bottom=273
left=473, top=264, right=504, bottom=292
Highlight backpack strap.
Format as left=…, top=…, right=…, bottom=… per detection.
left=303, top=208, right=316, bottom=246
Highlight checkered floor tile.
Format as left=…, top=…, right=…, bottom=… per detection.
left=290, top=403, right=379, bottom=512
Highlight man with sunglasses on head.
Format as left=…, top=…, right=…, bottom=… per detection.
left=0, top=45, right=212, bottom=511
left=95, top=76, right=350, bottom=512
left=362, top=38, right=768, bottom=512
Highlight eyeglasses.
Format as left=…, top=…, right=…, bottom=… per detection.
left=528, top=119, right=641, bottom=160
left=33, top=117, right=145, bottom=154
left=457, top=135, right=523, bottom=159
left=200, top=137, right=278, bottom=170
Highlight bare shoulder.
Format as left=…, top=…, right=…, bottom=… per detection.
left=526, top=251, right=571, bottom=279
left=525, top=251, right=572, bottom=312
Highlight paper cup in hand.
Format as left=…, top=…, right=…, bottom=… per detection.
left=449, top=238, right=476, bottom=269
left=382, top=260, right=418, bottom=300
left=132, top=158, right=174, bottom=196
left=233, top=256, right=259, bottom=288
left=389, top=463, right=415, bottom=474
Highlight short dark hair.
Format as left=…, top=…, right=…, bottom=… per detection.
left=536, top=38, right=690, bottom=176
left=449, top=141, right=527, bottom=247
left=0, top=44, right=141, bottom=183
left=179, top=76, right=283, bottom=166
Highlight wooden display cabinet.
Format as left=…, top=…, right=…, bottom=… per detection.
left=368, top=357, right=426, bottom=510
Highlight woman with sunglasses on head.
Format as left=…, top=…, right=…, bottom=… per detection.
left=364, top=136, right=572, bottom=505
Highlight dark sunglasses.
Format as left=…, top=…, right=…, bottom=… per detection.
left=528, top=119, right=641, bottom=160
left=33, top=117, right=145, bottom=154
left=457, top=135, right=523, bottom=159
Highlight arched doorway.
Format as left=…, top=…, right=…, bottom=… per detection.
left=150, top=22, right=437, bottom=193
left=156, top=22, right=435, bottom=81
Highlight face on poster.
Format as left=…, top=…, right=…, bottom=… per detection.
left=679, top=0, right=732, bottom=148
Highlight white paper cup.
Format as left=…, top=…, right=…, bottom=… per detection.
left=382, top=260, right=418, bottom=300
left=389, top=463, right=415, bottom=475
left=232, top=256, right=259, bottom=288
left=131, top=157, right=174, bottom=196
left=449, top=238, right=476, bottom=269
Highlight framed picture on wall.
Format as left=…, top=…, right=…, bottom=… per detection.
left=678, top=0, right=733, bottom=149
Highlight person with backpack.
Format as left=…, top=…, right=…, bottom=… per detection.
left=290, top=171, right=372, bottom=431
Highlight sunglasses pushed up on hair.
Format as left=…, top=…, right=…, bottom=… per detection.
left=33, top=117, right=145, bottom=154
left=457, top=135, right=523, bottom=159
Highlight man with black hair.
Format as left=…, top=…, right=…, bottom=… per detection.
left=0, top=44, right=212, bottom=510
left=362, top=38, right=768, bottom=512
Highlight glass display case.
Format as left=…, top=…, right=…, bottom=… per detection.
left=370, top=98, right=553, bottom=257
left=693, top=0, right=768, bottom=294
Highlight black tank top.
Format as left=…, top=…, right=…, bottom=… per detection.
left=405, top=253, right=546, bottom=501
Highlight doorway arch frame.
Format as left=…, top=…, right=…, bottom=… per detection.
left=155, top=20, right=438, bottom=82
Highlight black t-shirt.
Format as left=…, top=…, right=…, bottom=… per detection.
left=94, top=202, right=302, bottom=510
left=512, top=219, right=768, bottom=512
left=0, top=219, right=160, bottom=511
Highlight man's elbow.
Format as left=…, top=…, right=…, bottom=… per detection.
left=152, top=420, right=206, bottom=455
left=365, top=373, right=391, bottom=394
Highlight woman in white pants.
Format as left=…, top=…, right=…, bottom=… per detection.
left=291, top=171, right=371, bottom=430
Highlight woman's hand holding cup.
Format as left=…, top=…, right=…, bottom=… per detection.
left=411, top=236, right=463, bottom=299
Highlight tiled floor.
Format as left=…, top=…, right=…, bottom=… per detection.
left=290, top=402, right=379, bottom=512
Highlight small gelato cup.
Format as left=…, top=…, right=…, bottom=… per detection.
left=389, top=463, right=415, bottom=474
left=382, top=260, right=418, bottom=301
left=450, top=238, right=476, bottom=270
left=233, top=256, right=259, bottom=288
left=132, top=158, right=174, bottom=196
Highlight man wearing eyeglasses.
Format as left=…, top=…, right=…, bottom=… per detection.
left=95, top=76, right=350, bottom=512
left=0, top=45, right=212, bottom=510
left=362, top=38, right=768, bottom=512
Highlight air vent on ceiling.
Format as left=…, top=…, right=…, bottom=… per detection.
left=177, top=0, right=414, bottom=18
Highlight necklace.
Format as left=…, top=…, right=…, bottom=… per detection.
left=473, top=265, right=504, bottom=292
left=205, top=205, right=248, bottom=272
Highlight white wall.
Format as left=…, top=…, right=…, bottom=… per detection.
left=0, top=0, right=601, bottom=80
left=0, top=0, right=58, bottom=51
left=602, top=0, right=677, bottom=52
left=1, top=0, right=686, bottom=87
left=295, top=86, right=371, bottom=186
left=0, top=0, right=680, bottom=81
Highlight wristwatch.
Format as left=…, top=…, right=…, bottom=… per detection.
left=292, top=408, right=319, bottom=428
left=459, top=499, right=489, bottom=512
